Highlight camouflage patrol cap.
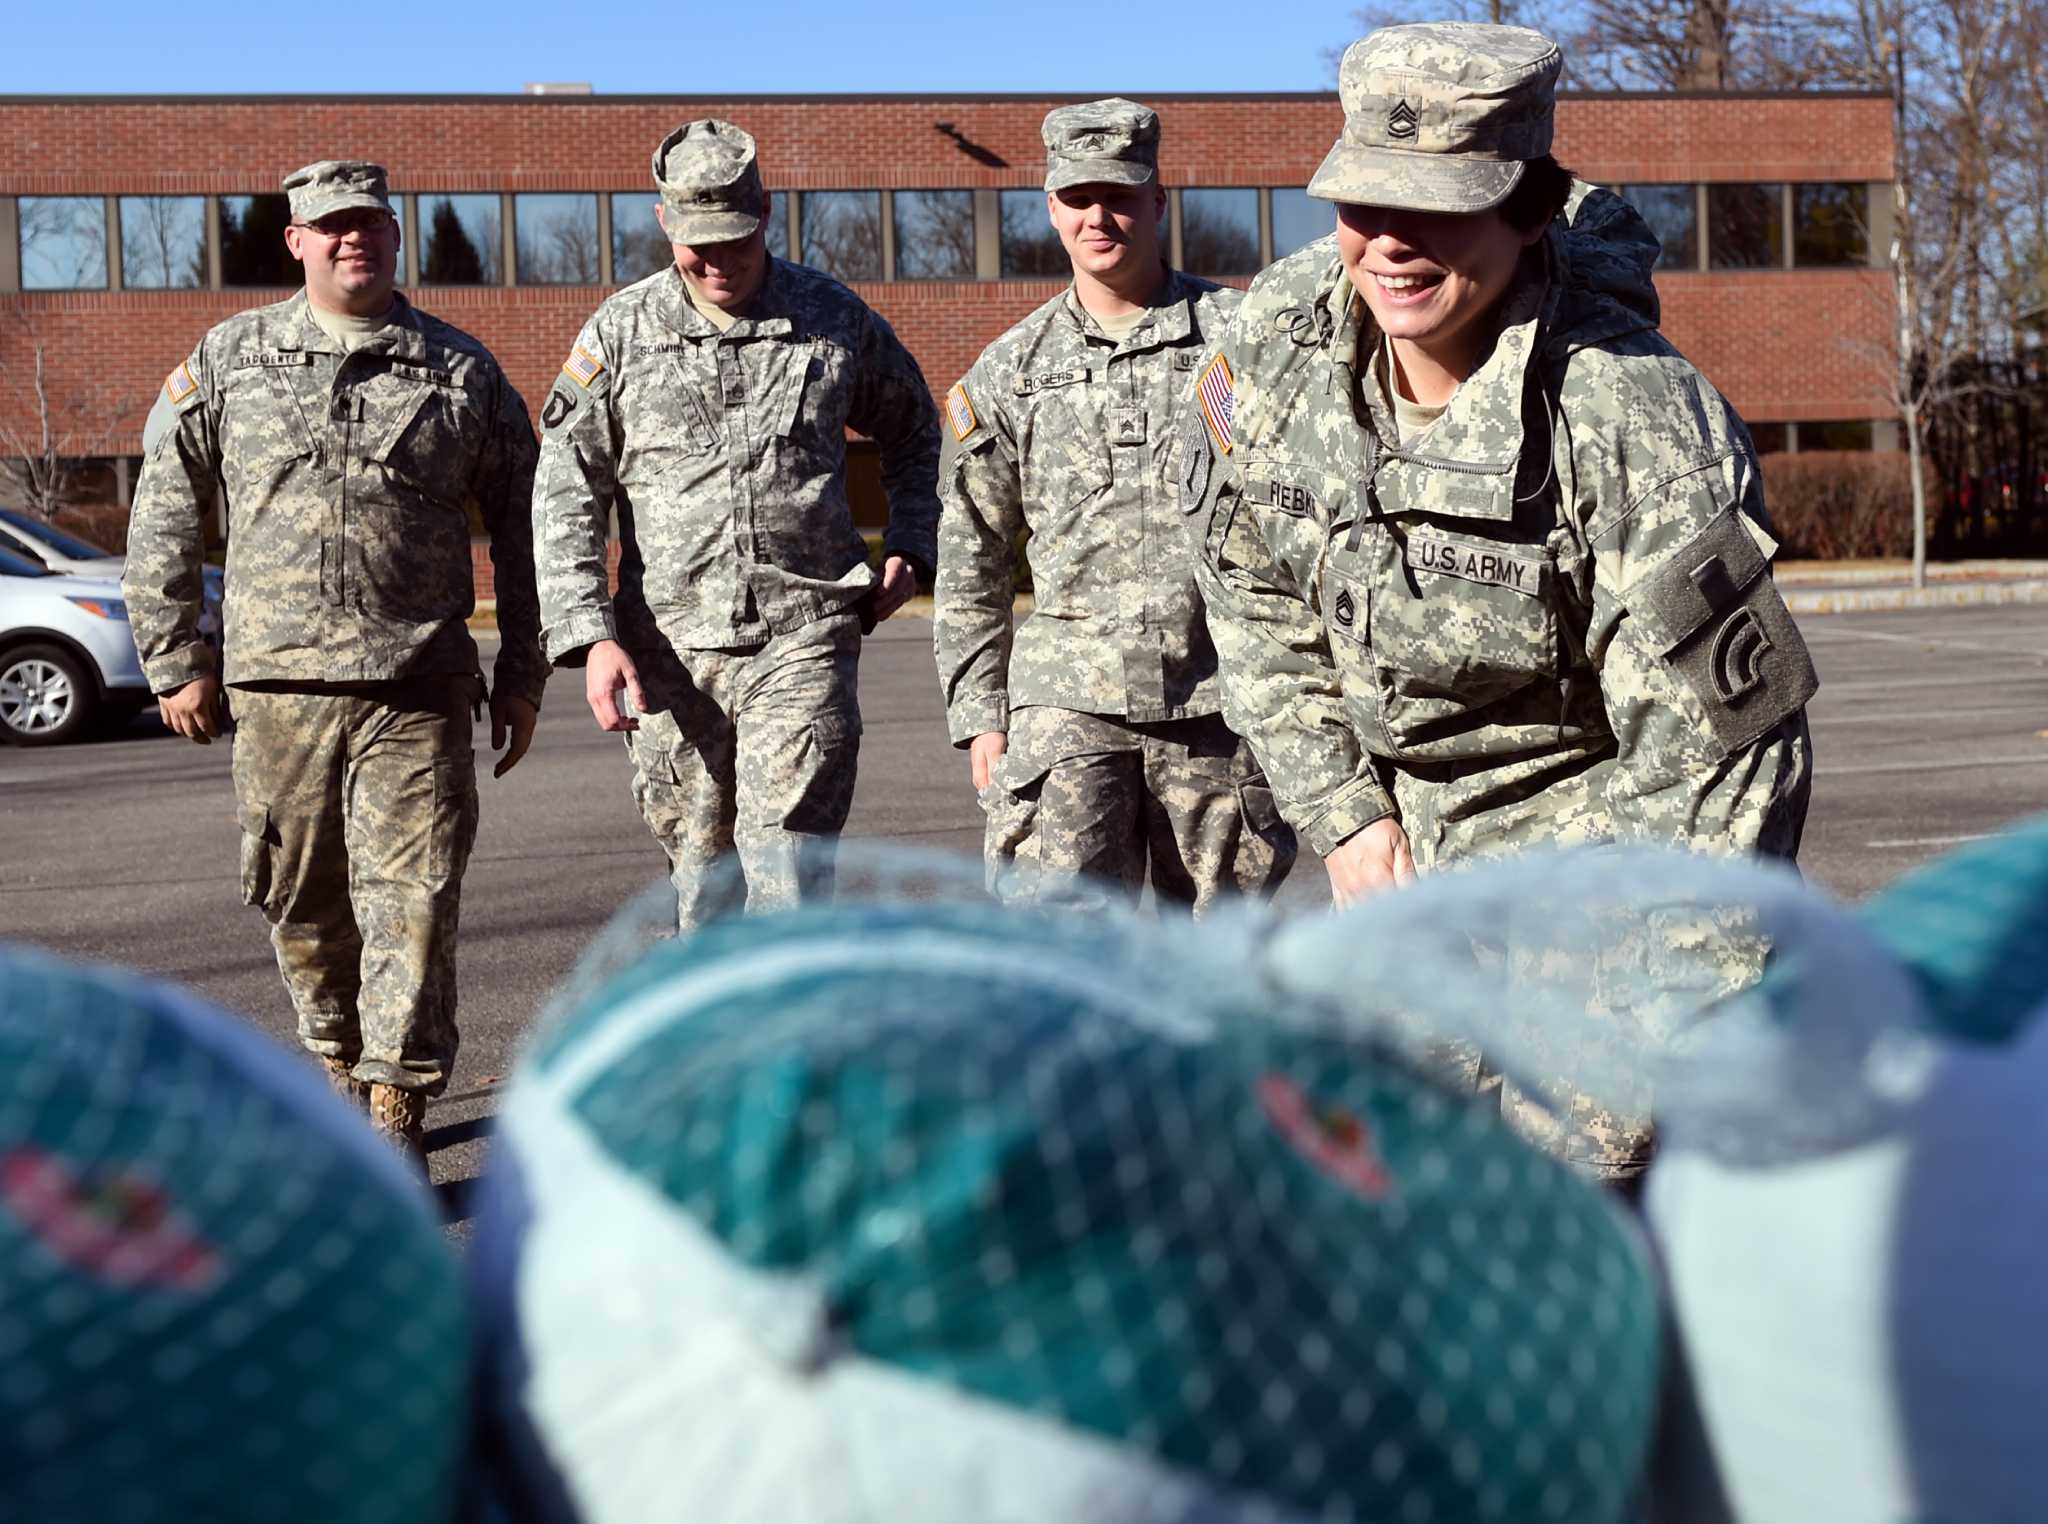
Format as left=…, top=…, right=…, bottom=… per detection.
left=654, top=119, right=767, bottom=245
left=1042, top=97, right=1160, bottom=193
left=281, top=160, right=393, bottom=224
left=1309, top=22, right=1562, bottom=214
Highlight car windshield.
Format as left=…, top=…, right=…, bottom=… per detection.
left=0, top=508, right=112, bottom=560
left=0, top=545, right=54, bottom=578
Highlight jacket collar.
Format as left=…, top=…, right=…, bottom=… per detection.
left=654, top=261, right=796, bottom=340
left=1060, top=266, right=1195, bottom=349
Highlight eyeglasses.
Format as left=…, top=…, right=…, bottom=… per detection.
left=294, top=211, right=397, bottom=238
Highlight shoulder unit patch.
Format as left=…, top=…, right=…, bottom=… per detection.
left=946, top=382, right=979, bottom=442
left=562, top=345, right=605, bottom=389
left=1196, top=352, right=1235, bottom=455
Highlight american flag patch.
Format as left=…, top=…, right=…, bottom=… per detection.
left=945, top=383, right=978, bottom=442
left=1196, top=353, right=1235, bottom=454
left=562, top=346, right=604, bottom=388
left=164, top=362, right=198, bottom=406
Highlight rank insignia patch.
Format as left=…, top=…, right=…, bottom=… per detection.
left=163, top=362, right=198, bottom=406
left=562, top=346, right=605, bottom=389
left=946, top=383, right=978, bottom=442
left=1196, top=353, right=1235, bottom=455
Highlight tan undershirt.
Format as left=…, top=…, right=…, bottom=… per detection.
left=1089, top=304, right=1150, bottom=341
left=1374, top=335, right=1447, bottom=446
left=306, top=299, right=399, bottom=353
left=681, top=270, right=742, bottom=333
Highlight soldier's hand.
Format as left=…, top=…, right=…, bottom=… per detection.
left=872, top=556, right=919, bottom=622
left=490, top=693, right=539, bottom=778
left=969, top=731, right=1007, bottom=791
left=158, top=674, right=224, bottom=744
left=1324, top=816, right=1415, bottom=908
left=585, top=640, right=646, bottom=734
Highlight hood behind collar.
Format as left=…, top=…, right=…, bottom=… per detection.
left=1543, top=180, right=1662, bottom=355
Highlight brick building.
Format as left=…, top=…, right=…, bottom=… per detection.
left=0, top=89, right=1896, bottom=548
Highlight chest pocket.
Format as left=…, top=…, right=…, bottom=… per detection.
left=363, top=364, right=482, bottom=500
left=1327, top=521, right=1562, bottom=746
left=770, top=339, right=854, bottom=444
left=1018, top=384, right=1112, bottom=510
left=222, top=357, right=320, bottom=490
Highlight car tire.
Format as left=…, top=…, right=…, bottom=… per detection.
left=0, top=643, right=99, bottom=746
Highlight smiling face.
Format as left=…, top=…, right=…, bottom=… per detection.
left=284, top=207, right=399, bottom=315
left=659, top=194, right=772, bottom=312
left=1335, top=202, right=1543, bottom=386
left=1047, top=180, right=1166, bottom=294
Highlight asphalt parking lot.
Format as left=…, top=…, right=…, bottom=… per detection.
left=5, top=602, right=2047, bottom=1215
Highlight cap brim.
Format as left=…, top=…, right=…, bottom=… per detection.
left=659, top=204, right=765, bottom=246
left=1306, top=144, right=1524, bottom=215
left=1044, top=160, right=1157, bottom=194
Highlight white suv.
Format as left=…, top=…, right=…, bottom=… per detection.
left=0, top=545, right=155, bottom=744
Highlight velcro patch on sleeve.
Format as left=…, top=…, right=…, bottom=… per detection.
left=1196, top=353, right=1235, bottom=455
left=163, top=362, right=199, bottom=407
left=946, top=382, right=979, bottom=442
left=562, top=345, right=605, bottom=389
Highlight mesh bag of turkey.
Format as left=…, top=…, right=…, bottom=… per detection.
left=0, top=943, right=472, bottom=1524
left=469, top=863, right=1666, bottom=1524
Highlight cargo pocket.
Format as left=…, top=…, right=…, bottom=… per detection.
left=430, top=756, right=479, bottom=881
left=237, top=801, right=278, bottom=912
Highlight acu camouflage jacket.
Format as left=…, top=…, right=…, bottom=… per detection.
left=124, top=292, right=547, bottom=708
left=933, top=272, right=1240, bottom=744
left=1185, top=185, right=1816, bottom=860
left=531, top=261, right=940, bottom=660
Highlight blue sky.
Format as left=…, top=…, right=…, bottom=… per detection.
left=4, top=2, right=1355, bottom=95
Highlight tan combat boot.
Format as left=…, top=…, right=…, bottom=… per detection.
left=369, top=1084, right=428, bottom=1164
left=321, top=1056, right=369, bottom=1112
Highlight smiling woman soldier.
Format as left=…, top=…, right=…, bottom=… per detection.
left=1184, top=23, right=1817, bottom=1181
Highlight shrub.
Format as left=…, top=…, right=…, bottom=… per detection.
left=1760, top=450, right=1934, bottom=560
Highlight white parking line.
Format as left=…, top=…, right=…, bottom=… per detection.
left=1866, top=832, right=1993, bottom=849
left=1810, top=626, right=2048, bottom=661
left=1809, top=704, right=2048, bottom=727
left=1819, top=754, right=2048, bottom=777
left=1816, top=672, right=2048, bottom=697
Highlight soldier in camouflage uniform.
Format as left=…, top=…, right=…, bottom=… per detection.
left=934, top=100, right=1294, bottom=914
left=124, top=160, right=546, bottom=1154
left=1183, top=26, right=1815, bottom=1180
left=533, top=121, right=939, bottom=930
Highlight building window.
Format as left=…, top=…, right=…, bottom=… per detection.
left=515, top=194, right=600, bottom=285
left=1708, top=183, right=1784, bottom=270
left=220, top=194, right=299, bottom=287
left=1181, top=188, right=1260, bottom=277
left=18, top=196, right=107, bottom=290
left=1621, top=185, right=1698, bottom=271
left=1793, top=182, right=1869, bottom=268
left=117, top=196, right=206, bottom=289
left=416, top=194, right=502, bottom=285
left=892, top=190, right=975, bottom=280
left=998, top=189, right=1064, bottom=276
left=1803, top=419, right=1874, bottom=451
left=763, top=196, right=790, bottom=261
left=802, top=190, right=884, bottom=282
left=1746, top=421, right=1790, bottom=455
left=611, top=192, right=669, bottom=285
left=800, top=191, right=882, bottom=282
left=1269, top=188, right=1332, bottom=261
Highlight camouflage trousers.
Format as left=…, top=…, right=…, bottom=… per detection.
left=229, top=677, right=480, bottom=1096
left=626, top=615, right=862, bottom=932
left=981, top=707, right=1296, bottom=915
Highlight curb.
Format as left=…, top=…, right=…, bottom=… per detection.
left=1784, top=579, right=2048, bottom=615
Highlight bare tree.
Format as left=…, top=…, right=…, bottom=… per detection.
left=0, top=311, right=124, bottom=522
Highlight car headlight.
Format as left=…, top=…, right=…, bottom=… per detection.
left=65, top=597, right=129, bottom=622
